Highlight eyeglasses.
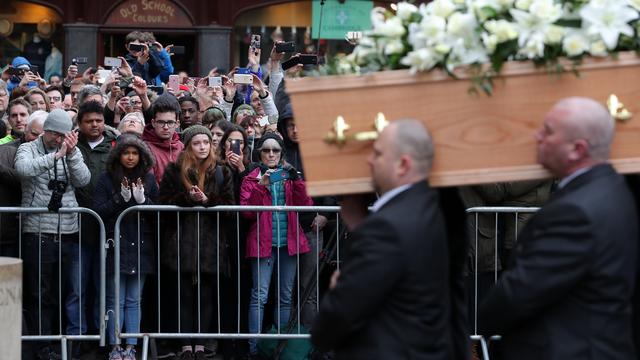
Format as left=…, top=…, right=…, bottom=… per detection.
left=154, top=120, right=177, bottom=128
left=260, top=148, right=281, bottom=154
left=49, top=96, right=62, bottom=102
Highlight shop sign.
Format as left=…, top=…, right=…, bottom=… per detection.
left=312, top=0, right=373, bottom=40
left=105, top=0, right=192, bottom=27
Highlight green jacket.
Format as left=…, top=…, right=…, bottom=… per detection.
left=459, top=180, right=553, bottom=273
left=74, top=129, right=118, bottom=248
left=74, top=129, right=118, bottom=209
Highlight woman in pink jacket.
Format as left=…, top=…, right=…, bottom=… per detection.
left=239, top=132, right=312, bottom=357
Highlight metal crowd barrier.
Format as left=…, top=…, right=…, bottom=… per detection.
left=108, top=204, right=540, bottom=359
left=465, top=206, right=540, bottom=359
left=0, top=207, right=107, bottom=360
left=112, top=205, right=341, bottom=360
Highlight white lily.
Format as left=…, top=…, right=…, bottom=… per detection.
left=544, top=24, right=565, bottom=44
left=589, top=39, right=609, bottom=57
left=448, top=37, right=490, bottom=68
left=515, top=0, right=533, bottom=10
left=396, top=2, right=419, bottom=21
left=447, top=11, right=479, bottom=39
left=408, top=15, right=447, bottom=50
left=424, top=0, right=458, bottom=18
left=510, top=0, right=563, bottom=49
left=485, top=19, right=519, bottom=43
left=384, top=39, right=406, bottom=55
left=579, top=1, right=639, bottom=49
left=562, top=31, right=590, bottom=57
left=373, top=16, right=407, bottom=37
left=482, top=33, right=499, bottom=53
left=517, top=32, right=545, bottom=59
left=400, top=48, right=442, bottom=73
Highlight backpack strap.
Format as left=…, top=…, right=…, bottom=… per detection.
left=215, top=164, right=223, bottom=187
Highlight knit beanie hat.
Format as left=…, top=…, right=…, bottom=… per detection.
left=182, top=124, right=212, bottom=145
left=43, top=109, right=72, bottom=134
left=257, top=132, right=285, bottom=151
left=232, top=104, right=255, bottom=122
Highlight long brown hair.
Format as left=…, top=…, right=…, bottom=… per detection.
left=180, top=136, right=218, bottom=190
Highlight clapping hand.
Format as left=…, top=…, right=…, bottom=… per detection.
left=121, top=178, right=132, bottom=202
left=63, top=131, right=78, bottom=155
left=132, top=178, right=146, bottom=204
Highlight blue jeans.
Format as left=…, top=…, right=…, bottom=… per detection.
left=106, top=273, right=146, bottom=345
left=22, top=233, right=89, bottom=336
left=62, top=239, right=91, bottom=335
left=248, top=247, right=297, bottom=354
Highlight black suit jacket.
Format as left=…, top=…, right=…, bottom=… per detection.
left=311, top=181, right=469, bottom=360
left=479, top=164, right=638, bottom=359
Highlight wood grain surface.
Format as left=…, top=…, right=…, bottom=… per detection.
left=287, top=52, right=640, bottom=196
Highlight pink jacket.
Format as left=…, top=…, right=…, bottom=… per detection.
left=240, top=167, right=313, bottom=258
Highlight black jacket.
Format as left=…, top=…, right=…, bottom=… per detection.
left=94, top=171, right=158, bottom=275
left=479, top=164, right=638, bottom=360
left=311, top=181, right=469, bottom=360
left=157, top=159, right=235, bottom=274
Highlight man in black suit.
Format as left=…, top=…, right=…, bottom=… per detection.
left=479, top=97, right=638, bottom=359
left=311, top=119, right=469, bottom=359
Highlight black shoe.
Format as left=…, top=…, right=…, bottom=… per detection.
left=194, top=351, right=208, bottom=360
left=37, top=347, right=62, bottom=360
left=179, top=351, right=195, bottom=360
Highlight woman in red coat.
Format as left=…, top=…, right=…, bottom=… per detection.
left=239, top=132, right=312, bottom=356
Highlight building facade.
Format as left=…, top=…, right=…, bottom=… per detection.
left=1, top=0, right=390, bottom=77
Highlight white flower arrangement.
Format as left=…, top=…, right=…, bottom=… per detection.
left=335, top=0, right=640, bottom=91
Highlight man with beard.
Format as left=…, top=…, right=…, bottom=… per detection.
left=0, top=98, right=32, bottom=144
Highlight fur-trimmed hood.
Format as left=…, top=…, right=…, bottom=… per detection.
left=107, top=133, right=155, bottom=174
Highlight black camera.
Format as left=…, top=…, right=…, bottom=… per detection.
left=47, top=180, right=67, bottom=212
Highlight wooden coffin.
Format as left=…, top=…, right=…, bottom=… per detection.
left=286, top=52, right=640, bottom=196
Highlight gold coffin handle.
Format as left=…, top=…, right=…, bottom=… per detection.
left=607, top=94, right=633, bottom=122
left=325, top=113, right=390, bottom=146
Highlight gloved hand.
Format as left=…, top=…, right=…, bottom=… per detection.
left=283, top=163, right=299, bottom=180
left=132, top=178, right=146, bottom=204
left=121, top=178, right=132, bottom=202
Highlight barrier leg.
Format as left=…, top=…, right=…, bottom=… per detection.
left=142, top=335, right=149, bottom=360
left=479, top=336, right=490, bottom=360
left=60, top=337, right=68, bottom=360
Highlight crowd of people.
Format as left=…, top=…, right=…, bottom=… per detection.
left=3, top=27, right=639, bottom=360
left=0, top=30, right=333, bottom=360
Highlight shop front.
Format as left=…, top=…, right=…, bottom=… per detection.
left=1, top=0, right=392, bottom=79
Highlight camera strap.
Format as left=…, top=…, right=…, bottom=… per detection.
left=50, top=150, right=69, bottom=188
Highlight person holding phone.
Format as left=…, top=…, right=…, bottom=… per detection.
left=158, top=125, right=235, bottom=359
left=239, top=132, right=312, bottom=357
left=218, top=124, right=249, bottom=198
left=7, top=56, right=39, bottom=93
left=123, top=31, right=164, bottom=85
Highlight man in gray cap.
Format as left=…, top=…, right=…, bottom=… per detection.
left=15, top=108, right=91, bottom=359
